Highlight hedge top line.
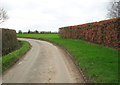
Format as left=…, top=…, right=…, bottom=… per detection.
left=59, top=17, right=120, bottom=29
left=0, top=28, right=16, bottom=32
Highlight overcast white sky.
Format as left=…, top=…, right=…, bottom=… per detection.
left=0, top=0, right=112, bottom=32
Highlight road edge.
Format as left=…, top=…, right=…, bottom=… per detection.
left=2, top=39, right=32, bottom=75
left=18, top=38, right=89, bottom=83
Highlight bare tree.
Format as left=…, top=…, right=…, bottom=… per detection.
left=0, top=8, right=9, bottom=24
left=28, top=29, right=31, bottom=34
left=107, top=1, right=120, bottom=19
left=35, top=30, right=39, bottom=34
left=18, top=30, right=22, bottom=34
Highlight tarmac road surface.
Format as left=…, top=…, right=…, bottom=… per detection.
left=2, top=38, right=84, bottom=83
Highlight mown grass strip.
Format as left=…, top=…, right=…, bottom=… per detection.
left=1, top=40, right=31, bottom=72
left=17, top=34, right=118, bottom=83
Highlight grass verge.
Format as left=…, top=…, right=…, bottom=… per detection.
left=17, top=34, right=118, bottom=83
left=1, top=40, right=31, bottom=72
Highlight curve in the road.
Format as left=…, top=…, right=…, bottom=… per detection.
left=3, top=38, right=84, bottom=83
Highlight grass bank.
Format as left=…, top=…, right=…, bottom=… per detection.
left=1, top=40, right=31, bottom=72
left=17, top=34, right=118, bottom=83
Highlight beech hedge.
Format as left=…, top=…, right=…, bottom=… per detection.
left=59, top=18, right=120, bottom=49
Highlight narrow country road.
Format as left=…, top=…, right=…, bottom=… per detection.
left=2, top=38, right=84, bottom=83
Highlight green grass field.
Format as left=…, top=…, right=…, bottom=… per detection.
left=17, top=34, right=118, bottom=83
left=1, top=40, right=31, bottom=72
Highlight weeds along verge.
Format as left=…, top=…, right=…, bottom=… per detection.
left=1, top=40, right=31, bottom=72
